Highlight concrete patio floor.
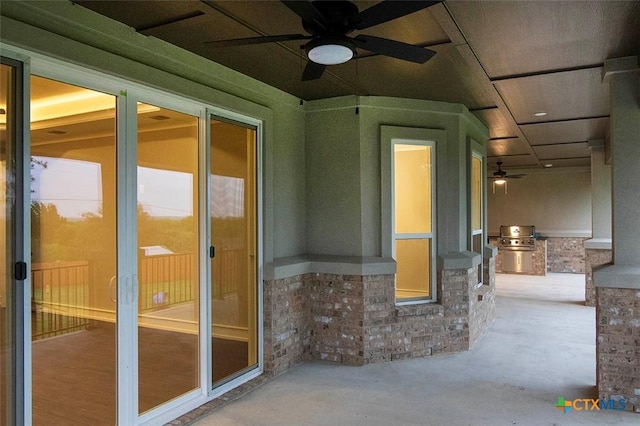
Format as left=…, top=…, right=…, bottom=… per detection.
left=194, top=273, right=637, bottom=426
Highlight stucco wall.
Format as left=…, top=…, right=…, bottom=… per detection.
left=304, top=96, right=489, bottom=258
left=488, top=168, right=591, bottom=238
left=304, top=102, right=363, bottom=256
left=0, top=0, right=307, bottom=262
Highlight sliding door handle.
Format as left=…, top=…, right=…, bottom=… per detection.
left=14, top=262, right=27, bottom=281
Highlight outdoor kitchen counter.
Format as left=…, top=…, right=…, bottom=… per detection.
left=489, top=237, right=547, bottom=276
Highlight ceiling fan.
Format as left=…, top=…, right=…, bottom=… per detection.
left=205, top=0, right=441, bottom=81
left=489, top=161, right=526, bottom=194
left=490, top=161, right=527, bottom=182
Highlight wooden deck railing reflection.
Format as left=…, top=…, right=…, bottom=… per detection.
left=139, top=248, right=242, bottom=310
left=212, top=248, right=242, bottom=299
left=31, top=261, right=90, bottom=340
left=138, top=253, right=195, bottom=312
left=31, top=249, right=244, bottom=338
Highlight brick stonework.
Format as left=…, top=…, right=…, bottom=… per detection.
left=473, top=256, right=496, bottom=346
left=546, top=237, right=587, bottom=273
left=596, top=287, right=640, bottom=413
left=532, top=240, right=547, bottom=275
left=308, top=274, right=367, bottom=365
left=176, top=262, right=497, bottom=425
left=488, top=238, right=502, bottom=272
left=262, top=263, right=496, bottom=373
left=263, top=275, right=311, bottom=376
left=584, top=249, right=613, bottom=307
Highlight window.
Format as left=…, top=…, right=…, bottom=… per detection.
left=470, top=151, right=484, bottom=285
left=392, top=140, right=436, bottom=303
left=382, top=127, right=443, bottom=304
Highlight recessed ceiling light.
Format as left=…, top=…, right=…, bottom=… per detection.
left=544, top=163, right=553, bottom=168
left=534, top=112, right=547, bottom=117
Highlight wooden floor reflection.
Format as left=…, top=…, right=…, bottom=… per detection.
left=31, top=320, right=247, bottom=425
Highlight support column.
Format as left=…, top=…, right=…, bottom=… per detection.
left=593, top=56, right=640, bottom=413
left=583, top=139, right=612, bottom=306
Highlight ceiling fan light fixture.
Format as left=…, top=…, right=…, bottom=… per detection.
left=494, top=178, right=507, bottom=185
left=306, top=38, right=355, bottom=65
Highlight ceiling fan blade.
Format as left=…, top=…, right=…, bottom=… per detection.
left=281, top=1, right=328, bottom=30
left=204, top=34, right=310, bottom=48
left=353, top=35, right=436, bottom=64
left=302, top=61, right=326, bottom=81
left=351, top=0, right=442, bottom=30
left=488, top=174, right=527, bottom=180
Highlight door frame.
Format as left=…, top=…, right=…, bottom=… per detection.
left=4, top=44, right=265, bottom=425
left=132, top=91, right=207, bottom=424
left=205, top=108, right=264, bottom=397
left=1, top=52, right=29, bottom=426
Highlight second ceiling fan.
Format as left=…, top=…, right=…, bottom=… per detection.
left=489, top=161, right=526, bottom=194
left=490, top=161, right=527, bottom=181
left=205, top=0, right=441, bottom=81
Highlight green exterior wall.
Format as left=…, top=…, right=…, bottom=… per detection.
left=0, top=0, right=307, bottom=262
left=1, top=1, right=489, bottom=265
left=304, top=96, right=489, bottom=259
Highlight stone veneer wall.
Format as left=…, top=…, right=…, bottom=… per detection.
left=546, top=237, right=587, bottom=273
left=262, top=263, right=496, bottom=374
left=474, top=255, right=497, bottom=346
left=532, top=240, right=547, bottom=275
left=584, top=249, right=613, bottom=307
left=263, top=275, right=311, bottom=377
left=308, top=273, right=368, bottom=364
left=488, top=238, right=502, bottom=272
left=596, top=287, right=640, bottom=413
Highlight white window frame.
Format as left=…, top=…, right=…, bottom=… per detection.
left=381, top=126, right=445, bottom=305
left=469, top=141, right=486, bottom=286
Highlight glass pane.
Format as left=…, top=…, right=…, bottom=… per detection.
left=30, top=76, right=117, bottom=425
left=1, top=61, right=16, bottom=426
left=137, top=103, right=200, bottom=413
left=394, top=144, right=431, bottom=234
left=395, top=239, right=431, bottom=300
left=473, top=233, right=483, bottom=284
left=210, top=119, right=258, bottom=385
left=473, top=233, right=483, bottom=254
left=471, top=156, right=482, bottom=231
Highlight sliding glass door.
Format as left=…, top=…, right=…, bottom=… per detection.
left=210, top=118, right=258, bottom=385
left=137, top=102, right=200, bottom=414
left=29, top=75, right=118, bottom=425
left=1, top=50, right=263, bottom=423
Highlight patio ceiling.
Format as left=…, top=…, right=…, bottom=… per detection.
left=74, top=0, right=640, bottom=172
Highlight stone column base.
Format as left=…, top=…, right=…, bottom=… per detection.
left=594, top=265, right=640, bottom=413
left=585, top=248, right=612, bottom=306
left=584, top=239, right=612, bottom=307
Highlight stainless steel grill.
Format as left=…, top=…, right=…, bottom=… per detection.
left=499, top=225, right=536, bottom=251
